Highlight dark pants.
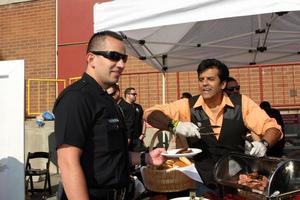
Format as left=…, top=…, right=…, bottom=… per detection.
left=88, top=188, right=126, bottom=200
left=57, top=183, right=128, bottom=200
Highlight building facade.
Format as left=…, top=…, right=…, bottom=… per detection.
left=1, top=0, right=300, bottom=116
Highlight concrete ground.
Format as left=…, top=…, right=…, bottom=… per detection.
left=26, top=173, right=61, bottom=200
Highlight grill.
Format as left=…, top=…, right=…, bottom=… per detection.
left=213, top=153, right=300, bottom=199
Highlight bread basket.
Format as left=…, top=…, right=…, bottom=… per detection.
left=141, top=130, right=195, bottom=192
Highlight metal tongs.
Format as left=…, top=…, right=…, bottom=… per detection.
left=196, top=122, right=220, bottom=136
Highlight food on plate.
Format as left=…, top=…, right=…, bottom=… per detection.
left=238, top=172, right=269, bottom=191
left=157, top=157, right=192, bottom=169
left=176, top=147, right=193, bottom=154
left=223, top=193, right=246, bottom=200
left=203, top=192, right=219, bottom=200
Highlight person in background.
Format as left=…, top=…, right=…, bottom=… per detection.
left=107, top=83, right=122, bottom=103
left=107, top=83, right=124, bottom=117
left=119, top=87, right=146, bottom=152
left=225, top=76, right=240, bottom=95
left=260, top=101, right=285, bottom=157
left=143, top=58, right=282, bottom=197
left=181, top=92, right=192, bottom=99
left=53, top=31, right=165, bottom=200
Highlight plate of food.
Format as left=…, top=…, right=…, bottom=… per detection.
left=162, top=147, right=202, bottom=158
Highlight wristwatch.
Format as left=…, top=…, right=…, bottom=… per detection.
left=140, top=151, right=146, bottom=166
left=260, top=139, right=270, bottom=148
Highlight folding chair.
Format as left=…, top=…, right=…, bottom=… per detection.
left=25, top=151, right=52, bottom=195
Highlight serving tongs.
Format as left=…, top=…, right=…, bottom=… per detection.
left=199, top=132, right=219, bottom=136
left=197, top=122, right=220, bottom=130
left=196, top=122, right=220, bottom=136
left=199, top=125, right=220, bottom=129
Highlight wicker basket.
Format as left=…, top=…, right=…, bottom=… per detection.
left=141, top=130, right=195, bottom=192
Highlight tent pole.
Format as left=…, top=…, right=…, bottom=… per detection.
left=162, top=72, right=166, bottom=104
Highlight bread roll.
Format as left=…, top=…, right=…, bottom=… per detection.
left=179, top=157, right=192, bottom=166
left=173, top=160, right=188, bottom=167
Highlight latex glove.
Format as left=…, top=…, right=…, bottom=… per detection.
left=244, top=140, right=252, bottom=155
left=245, top=141, right=267, bottom=157
left=174, top=121, right=201, bottom=138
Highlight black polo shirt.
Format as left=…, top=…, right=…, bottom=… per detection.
left=119, top=99, right=135, bottom=139
left=133, top=103, right=144, bottom=137
left=53, top=73, right=129, bottom=189
left=119, top=100, right=144, bottom=140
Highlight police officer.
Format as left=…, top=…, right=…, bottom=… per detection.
left=54, top=31, right=166, bottom=200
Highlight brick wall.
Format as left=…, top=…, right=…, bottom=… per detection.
left=0, top=0, right=56, bottom=116
left=120, top=62, right=300, bottom=111
left=2, top=1, right=299, bottom=116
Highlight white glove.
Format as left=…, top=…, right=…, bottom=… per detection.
left=245, top=141, right=267, bottom=157
left=174, top=121, right=201, bottom=138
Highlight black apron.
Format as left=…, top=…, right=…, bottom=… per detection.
left=187, top=93, right=248, bottom=188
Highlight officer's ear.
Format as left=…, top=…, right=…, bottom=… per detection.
left=86, top=52, right=96, bottom=67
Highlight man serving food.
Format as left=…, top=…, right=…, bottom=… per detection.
left=143, top=58, right=282, bottom=196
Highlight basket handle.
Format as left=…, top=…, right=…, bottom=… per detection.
left=149, top=130, right=188, bottom=151
left=149, top=130, right=173, bottom=151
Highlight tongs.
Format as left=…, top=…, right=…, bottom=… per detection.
left=196, top=122, right=220, bottom=136
left=199, top=125, right=220, bottom=130
left=197, top=122, right=220, bottom=129
left=199, top=132, right=218, bottom=136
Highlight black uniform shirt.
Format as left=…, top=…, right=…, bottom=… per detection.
left=119, top=99, right=135, bottom=139
left=133, top=103, right=144, bottom=138
left=53, top=73, right=129, bottom=189
left=119, top=100, right=144, bottom=140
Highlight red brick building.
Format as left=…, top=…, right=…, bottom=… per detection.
left=1, top=0, right=300, bottom=117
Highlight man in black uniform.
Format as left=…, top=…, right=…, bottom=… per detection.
left=53, top=31, right=166, bottom=200
left=107, top=83, right=122, bottom=104
left=260, top=101, right=285, bottom=157
left=119, top=87, right=146, bottom=151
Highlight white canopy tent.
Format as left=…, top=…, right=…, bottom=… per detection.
left=94, top=0, right=300, bottom=71
left=94, top=0, right=300, bottom=102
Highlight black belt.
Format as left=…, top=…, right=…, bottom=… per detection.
left=88, top=187, right=126, bottom=200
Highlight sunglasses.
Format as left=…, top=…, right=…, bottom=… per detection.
left=225, top=85, right=240, bottom=92
left=128, top=93, right=137, bottom=96
left=108, top=90, right=117, bottom=96
left=90, top=51, right=128, bottom=63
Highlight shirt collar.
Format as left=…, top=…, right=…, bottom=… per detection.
left=193, top=92, right=235, bottom=108
left=81, top=72, right=106, bottom=95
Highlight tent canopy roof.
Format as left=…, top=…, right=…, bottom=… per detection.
left=94, top=0, right=300, bottom=72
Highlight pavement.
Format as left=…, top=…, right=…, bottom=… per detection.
left=26, top=173, right=61, bottom=200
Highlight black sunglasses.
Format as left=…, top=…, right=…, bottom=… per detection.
left=108, top=90, right=117, bottom=96
left=90, top=51, right=128, bottom=63
left=225, top=85, right=240, bottom=92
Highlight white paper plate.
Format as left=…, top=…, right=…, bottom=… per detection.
left=161, top=148, right=202, bottom=158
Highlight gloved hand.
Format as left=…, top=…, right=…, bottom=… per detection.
left=245, top=141, right=267, bottom=157
left=174, top=121, right=201, bottom=138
